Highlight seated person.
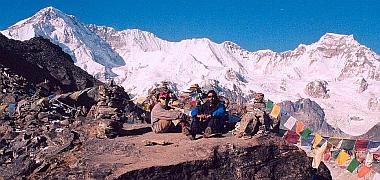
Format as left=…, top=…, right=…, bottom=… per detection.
left=235, top=93, right=279, bottom=138
left=151, top=92, right=188, bottom=133
left=188, top=90, right=227, bottom=140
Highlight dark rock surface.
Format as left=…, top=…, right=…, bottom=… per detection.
left=0, top=33, right=100, bottom=93
left=25, top=126, right=332, bottom=180
left=355, top=123, right=380, bottom=141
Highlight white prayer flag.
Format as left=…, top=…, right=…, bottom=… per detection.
left=283, top=116, right=297, bottom=130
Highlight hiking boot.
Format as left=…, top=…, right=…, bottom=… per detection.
left=263, top=130, right=270, bottom=136
left=253, top=128, right=265, bottom=137
left=182, top=127, right=191, bottom=135
left=241, top=135, right=252, bottom=140
left=203, top=127, right=212, bottom=138
left=187, top=134, right=196, bottom=140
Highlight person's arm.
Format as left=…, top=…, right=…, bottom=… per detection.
left=211, top=103, right=226, bottom=118
left=191, top=106, right=207, bottom=119
left=152, top=104, right=182, bottom=121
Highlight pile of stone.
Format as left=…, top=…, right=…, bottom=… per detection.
left=0, top=78, right=143, bottom=178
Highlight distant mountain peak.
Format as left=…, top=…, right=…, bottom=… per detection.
left=316, top=33, right=359, bottom=47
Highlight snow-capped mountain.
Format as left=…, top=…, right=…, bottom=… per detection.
left=0, top=7, right=125, bottom=79
left=1, top=7, right=379, bottom=136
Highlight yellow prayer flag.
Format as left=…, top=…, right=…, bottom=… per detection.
left=312, top=142, right=327, bottom=168
left=313, top=134, right=323, bottom=148
left=336, top=150, right=350, bottom=166
left=270, top=104, right=281, bottom=119
left=295, top=121, right=305, bottom=134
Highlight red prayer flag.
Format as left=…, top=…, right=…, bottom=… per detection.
left=284, top=130, right=300, bottom=144
left=354, top=139, right=369, bottom=151
left=323, top=146, right=332, bottom=161
left=374, top=153, right=380, bottom=163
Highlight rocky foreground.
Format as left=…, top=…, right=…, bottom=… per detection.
left=7, top=124, right=329, bottom=179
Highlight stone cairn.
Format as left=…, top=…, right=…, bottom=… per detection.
left=87, top=80, right=130, bottom=138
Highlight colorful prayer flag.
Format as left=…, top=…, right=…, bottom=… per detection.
left=300, top=128, right=312, bottom=141
left=354, top=139, right=369, bottom=151
left=355, top=151, right=367, bottom=163
left=357, top=165, right=371, bottom=178
left=323, top=149, right=331, bottom=161
left=301, top=134, right=314, bottom=146
left=331, top=150, right=341, bottom=160
left=373, top=153, right=380, bottom=163
left=283, top=116, right=297, bottom=130
left=340, top=139, right=356, bottom=151
left=328, top=138, right=342, bottom=148
left=317, top=137, right=329, bottom=148
left=280, top=108, right=288, bottom=116
left=278, top=129, right=287, bottom=137
left=367, top=141, right=380, bottom=152
left=284, top=130, right=300, bottom=144
left=266, top=99, right=274, bottom=109
left=312, top=142, right=328, bottom=168
left=295, top=120, right=305, bottom=134
left=347, top=158, right=359, bottom=173
left=270, top=104, right=281, bottom=119
left=336, top=150, right=350, bottom=166
left=313, top=134, right=323, bottom=148
left=365, top=152, right=373, bottom=167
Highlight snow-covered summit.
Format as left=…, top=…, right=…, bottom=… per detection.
left=316, top=33, right=359, bottom=47
left=1, top=7, right=125, bottom=79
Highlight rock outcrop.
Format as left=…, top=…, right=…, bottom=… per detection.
left=368, top=96, right=380, bottom=111
left=23, top=126, right=331, bottom=179
left=280, top=98, right=345, bottom=136
left=356, top=78, right=368, bottom=93
left=356, top=123, right=380, bottom=141
left=304, top=80, right=330, bottom=99
left=0, top=33, right=99, bottom=93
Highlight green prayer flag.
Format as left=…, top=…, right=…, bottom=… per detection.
left=300, top=128, right=312, bottom=141
left=347, top=158, right=359, bottom=173
left=332, top=150, right=340, bottom=160
left=266, top=99, right=274, bottom=109
left=341, top=139, right=356, bottom=151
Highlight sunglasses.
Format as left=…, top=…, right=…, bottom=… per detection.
left=207, top=95, right=216, bottom=98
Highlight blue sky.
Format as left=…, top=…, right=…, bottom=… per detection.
left=1, top=0, right=380, bottom=53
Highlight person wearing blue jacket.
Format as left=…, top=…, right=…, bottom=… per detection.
left=188, top=90, right=227, bottom=140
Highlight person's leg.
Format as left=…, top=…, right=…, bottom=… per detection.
left=152, top=120, right=172, bottom=133
left=189, top=117, right=203, bottom=137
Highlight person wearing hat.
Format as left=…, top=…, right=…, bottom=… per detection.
left=235, top=93, right=270, bottom=138
left=151, top=91, right=188, bottom=133
left=188, top=90, right=227, bottom=140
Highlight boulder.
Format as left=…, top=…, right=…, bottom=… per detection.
left=368, top=97, right=380, bottom=111
left=356, top=78, right=368, bottom=93
left=304, top=80, right=329, bottom=99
